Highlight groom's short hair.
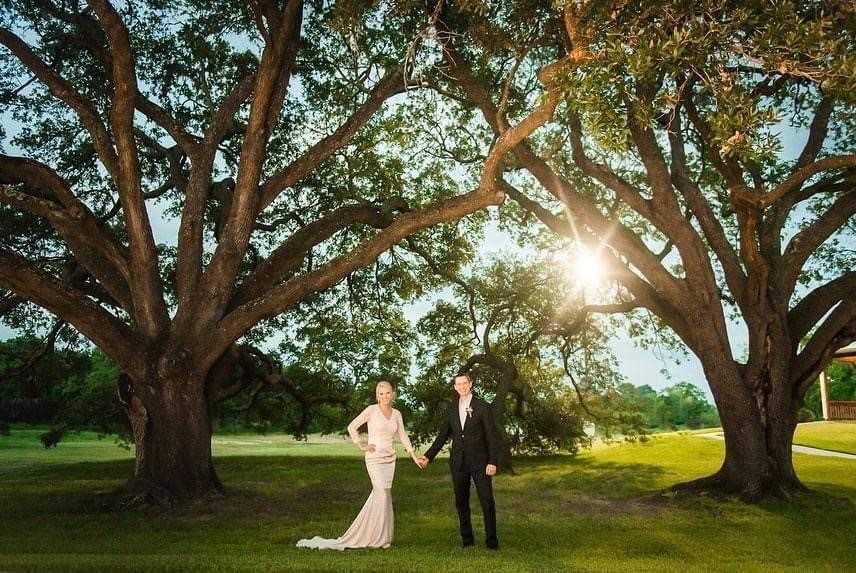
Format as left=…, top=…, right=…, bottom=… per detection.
left=453, top=373, right=472, bottom=384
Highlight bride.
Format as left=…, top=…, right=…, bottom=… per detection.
left=296, top=381, right=422, bottom=550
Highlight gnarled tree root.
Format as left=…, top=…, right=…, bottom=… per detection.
left=99, top=478, right=176, bottom=511
left=670, top=470, right=810, bottom=503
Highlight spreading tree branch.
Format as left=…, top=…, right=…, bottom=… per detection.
left=0, top=247, right=141, bottom=373
left=257, top=66, right=407, bottom=212
left=231, top=200, right=408, bottom=309
left=788, top=271, right=856, bottom=343
left=88, top=0, right=168, bottom=336
left=783, top=189, right=856, bottom=290
left=0, top=155, right=133, bottom=309
left=194, top=0, right=304, bottom=326
left=0, top=27, right=120, bottom=179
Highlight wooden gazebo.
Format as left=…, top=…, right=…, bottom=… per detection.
left=819, top=342, right=856, bottom=420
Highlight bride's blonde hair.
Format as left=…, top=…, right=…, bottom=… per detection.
left=375, top=380, right=395, bottom=401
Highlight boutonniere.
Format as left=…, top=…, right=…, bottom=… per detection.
left=465, top=406, right=473, bottom=418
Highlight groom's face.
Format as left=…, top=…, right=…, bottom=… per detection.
left=453, top=375, right=472, bottom=399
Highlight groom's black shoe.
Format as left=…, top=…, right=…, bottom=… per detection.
left=462, top=540, right=475, bottom=548
left=486, top=541, right=499, bottom=550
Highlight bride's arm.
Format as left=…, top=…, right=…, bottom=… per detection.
left=347, top=406, right=372, bottom=451
left=395, top=410, right=419, bottom=461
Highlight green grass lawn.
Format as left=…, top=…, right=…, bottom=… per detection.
left=794, top=421, right=856, bottom=455
left=1, top=427, right=854, bottom=572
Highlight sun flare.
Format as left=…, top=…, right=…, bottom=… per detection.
left=554, top=247, right=605, bottom=290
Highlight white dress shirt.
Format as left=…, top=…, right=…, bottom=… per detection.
left=458, top=394, right=473, bottom=430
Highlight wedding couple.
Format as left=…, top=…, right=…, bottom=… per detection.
left=296, top=374, right=500, bottom=551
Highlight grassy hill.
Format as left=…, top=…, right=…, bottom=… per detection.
left=0, top=427, right=854, bottom=572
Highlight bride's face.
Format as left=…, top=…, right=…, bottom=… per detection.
left=376, top=386, right=393, bottom=406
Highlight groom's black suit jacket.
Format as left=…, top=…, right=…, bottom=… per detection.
left=424, top=395, right=500, bottom=473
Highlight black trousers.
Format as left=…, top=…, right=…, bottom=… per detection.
left=451, top=464, right=497, bottom=546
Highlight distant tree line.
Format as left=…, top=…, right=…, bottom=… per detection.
left=1, top=332, right=638, bottom=456
left=0, top=333, right=712, bottom=449
left=617, top=382, right=720, bottom=431
left=0, top=335, right=117, bottom=441
left=0, top=335, right=356, bottom=445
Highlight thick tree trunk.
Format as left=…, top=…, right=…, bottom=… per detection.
left=674, top=357, right=805, bottom=501
left=140, top=376, right=222, bottom=498
left=764, top=386, right=808, bottom=497
left=127, top=395, right=148, bottom=477
left=112, top=373, right=223, bottom=507
left=705, top=372, right=772, bottom=500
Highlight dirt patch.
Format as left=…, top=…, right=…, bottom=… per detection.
left=561, top=493, right=666, bottom=517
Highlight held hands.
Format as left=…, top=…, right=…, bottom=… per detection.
left=410, top=456, right=492, bottom=473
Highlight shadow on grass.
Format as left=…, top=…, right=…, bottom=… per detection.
left=753, top=483, right=856, bottom=523
left=498, top=455, right=670, bottom=518
left=0, top=453, right=670, bottom=516
left=0, top=454, right=682, bottom=569
left=3, top=452, right=853, bottom=515
left=0, top=449, right=686, bottom=550
left=3, top=453, right=856, bottom=571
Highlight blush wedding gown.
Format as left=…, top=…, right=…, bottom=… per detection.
left=296, top=404, right=415, bottom=550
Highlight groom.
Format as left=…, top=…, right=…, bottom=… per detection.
left=418, top=374, right=500, bottom=550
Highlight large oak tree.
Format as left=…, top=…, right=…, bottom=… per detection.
left=429, top=0, right=855, bottom=499
left=0, top=0, right=558, bottom=501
